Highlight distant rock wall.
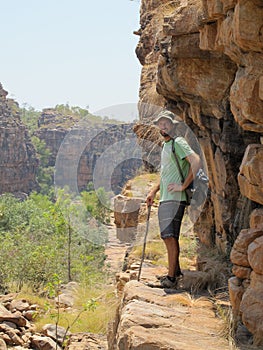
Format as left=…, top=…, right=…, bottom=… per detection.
left=36, top=110, right=142, bottom=194
left=0, top=84, right=38, bottom=195
left=134, top=0, right=262, bottom=345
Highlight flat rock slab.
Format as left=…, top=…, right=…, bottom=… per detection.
left=115, top=280, right=229, bottom=350
left=65, top=333, right=107, bottom=350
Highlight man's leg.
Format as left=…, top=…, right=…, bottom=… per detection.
left=163, top=236, right=179, bottom=278
left=158, top=201, right=185, bottom=285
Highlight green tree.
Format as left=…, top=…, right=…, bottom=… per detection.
left=81, top=185, right=111, bottom=224
left=30, top=136, right=54, bottom=195
left=0, top=191, right=107, bottom=291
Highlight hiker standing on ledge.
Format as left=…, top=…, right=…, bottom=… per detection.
left=146, top=110, right=201, bottom=288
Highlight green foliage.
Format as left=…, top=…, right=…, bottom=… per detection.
left=53, top=104, right=121, bottom=125
left=81, top=184, right=111, bottom=224
left=43, top=273, right=98, bottom=347
left=0, top=190, right=108, bottom=292
left=20, top=104, right=41, bottom=136
left=30, top=136, right=54, bottom=195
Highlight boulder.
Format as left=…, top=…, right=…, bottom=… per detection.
left=114, top=281, right=229, bottom=350
left=248, top=236, right=263, bottom=275
left=65, top=333, right=107, bottom=350
left=238, top=144, right=263, bottom=204
left=232, top=264, right=251, bottom=280
left=31, top=335, right=62, bottom=350
left=230, top=227, right=263, bottom=266
left=9, top=300, right=30, bottom=313
left=249, top=208, right=263, bottom=229
left=240, top=273, right=263, bottom=346
left=42, top=324, right=69, bottom=346
left=228, top=276, right=244, bottom=316
left=114, top=195, right=143, bottom=243
left=0, top=305, right=27, bottom=328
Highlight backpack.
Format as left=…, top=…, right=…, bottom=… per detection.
left=171, top=138, right=209, bottom=207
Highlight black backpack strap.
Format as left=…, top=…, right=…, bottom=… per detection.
left=171, top=138, right=185, bottom=184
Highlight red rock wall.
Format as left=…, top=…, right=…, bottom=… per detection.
left=135, top=0, right=262, bottom=251
left=36, top=110, right=143, bottom=194
left=0, top=84, right=38, bottom=195
left=135, top=0, right=263, bottom=344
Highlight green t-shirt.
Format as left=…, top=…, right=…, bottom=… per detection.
left=160, top=137, right=194, bottom=202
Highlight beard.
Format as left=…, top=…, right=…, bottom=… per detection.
left=160, top=130, right=170, bottom=137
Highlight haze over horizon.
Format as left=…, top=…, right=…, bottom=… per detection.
left=1, top=0, right=141, bottom=121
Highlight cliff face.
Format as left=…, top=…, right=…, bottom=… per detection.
left=0, top=84, right=38, bottom=195
left=134, top=0, right=263, bottom=345
left=35, top=109, right=142, bottom=194
left=135, top=0, right=262, bottom=251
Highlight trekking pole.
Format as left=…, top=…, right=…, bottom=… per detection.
left=137, top=205, right=151, bottom=281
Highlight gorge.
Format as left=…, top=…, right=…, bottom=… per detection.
left=0, top=0, right=262, bottom=348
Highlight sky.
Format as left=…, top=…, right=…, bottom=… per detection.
left=0, top=0, right=141, bottom=120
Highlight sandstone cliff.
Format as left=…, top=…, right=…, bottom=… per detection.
left=0, top=84, right=38, bottom=195
left=134, top=0, right=263, bottom=346
left=35, top=109, right=142, bottom=194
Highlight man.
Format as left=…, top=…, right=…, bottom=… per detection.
left=146, top=110, right=201, bottom=288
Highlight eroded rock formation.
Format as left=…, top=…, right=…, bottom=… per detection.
left=134, top=0, right=263, bottom=345
left=0, top=84, right=38, bottom=195
left=229, top=208, right=263, bottom=346
left=36, top=109, right=142, bottom=194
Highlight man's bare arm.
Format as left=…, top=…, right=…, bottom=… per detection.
left=181, top=152, right=201, bottom=190
left=146, top=180, right=160, bottom=206
left=167, top=152, right=201, bottom=193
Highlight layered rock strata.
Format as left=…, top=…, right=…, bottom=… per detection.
left=114, top=195, right=144, bottom=243
left=134, top=0, right=263, bottom=345
left=0, top=84, right=38, bottom=195
left=134, top=0, right=262, bottom=252
left=36, top=110, right=142, bottom=194
left=229, top=208, right=263, bottom=346
left=109, top=280, right=229, bottom=350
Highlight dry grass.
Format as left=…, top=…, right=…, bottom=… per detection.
left=17, top=283, right=119, bottom=334
left=131, top=232, right=197, bottom=271
left=166, top=291, right=212, bottom=308
left=197, top=245, right=232, bottom=293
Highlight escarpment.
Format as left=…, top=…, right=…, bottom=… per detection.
left=0, top=84, right=38, bottom=195
left=134, top=0, right=263, bottom=345
left=35, top=109, right=143, bottom=194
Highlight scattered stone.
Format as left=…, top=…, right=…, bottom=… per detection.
left=54, top=294, right=74, bottom=308
left=31, top=334, right=62, bottom=350
left=66, top=333, right=107, bottom=350
left=0, top=307, right=27, bottom=328
left=9, top=299, right=30, bottom=313
left=42, top=324, right=69, bottom=346
left=23, top=310, right=37, bottom=321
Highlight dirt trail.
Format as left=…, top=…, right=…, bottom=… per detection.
left=106, top=175, right=257, bottom=350
left=104, top=216, right=130, bottom=274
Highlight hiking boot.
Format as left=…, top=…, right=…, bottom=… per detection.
left=156, top=274, right=167, bottom=281
left=175, top=273, right=184, bottom=289
left=160, top=276, right=177, bottom=288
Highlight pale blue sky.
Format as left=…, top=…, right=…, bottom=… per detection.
left=1, top=0, right=141, bottom=119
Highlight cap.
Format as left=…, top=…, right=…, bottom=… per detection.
left=153, top=110, right=180, bottom=125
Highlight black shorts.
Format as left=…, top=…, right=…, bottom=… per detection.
left=158, top=200, right=186, bottom=240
